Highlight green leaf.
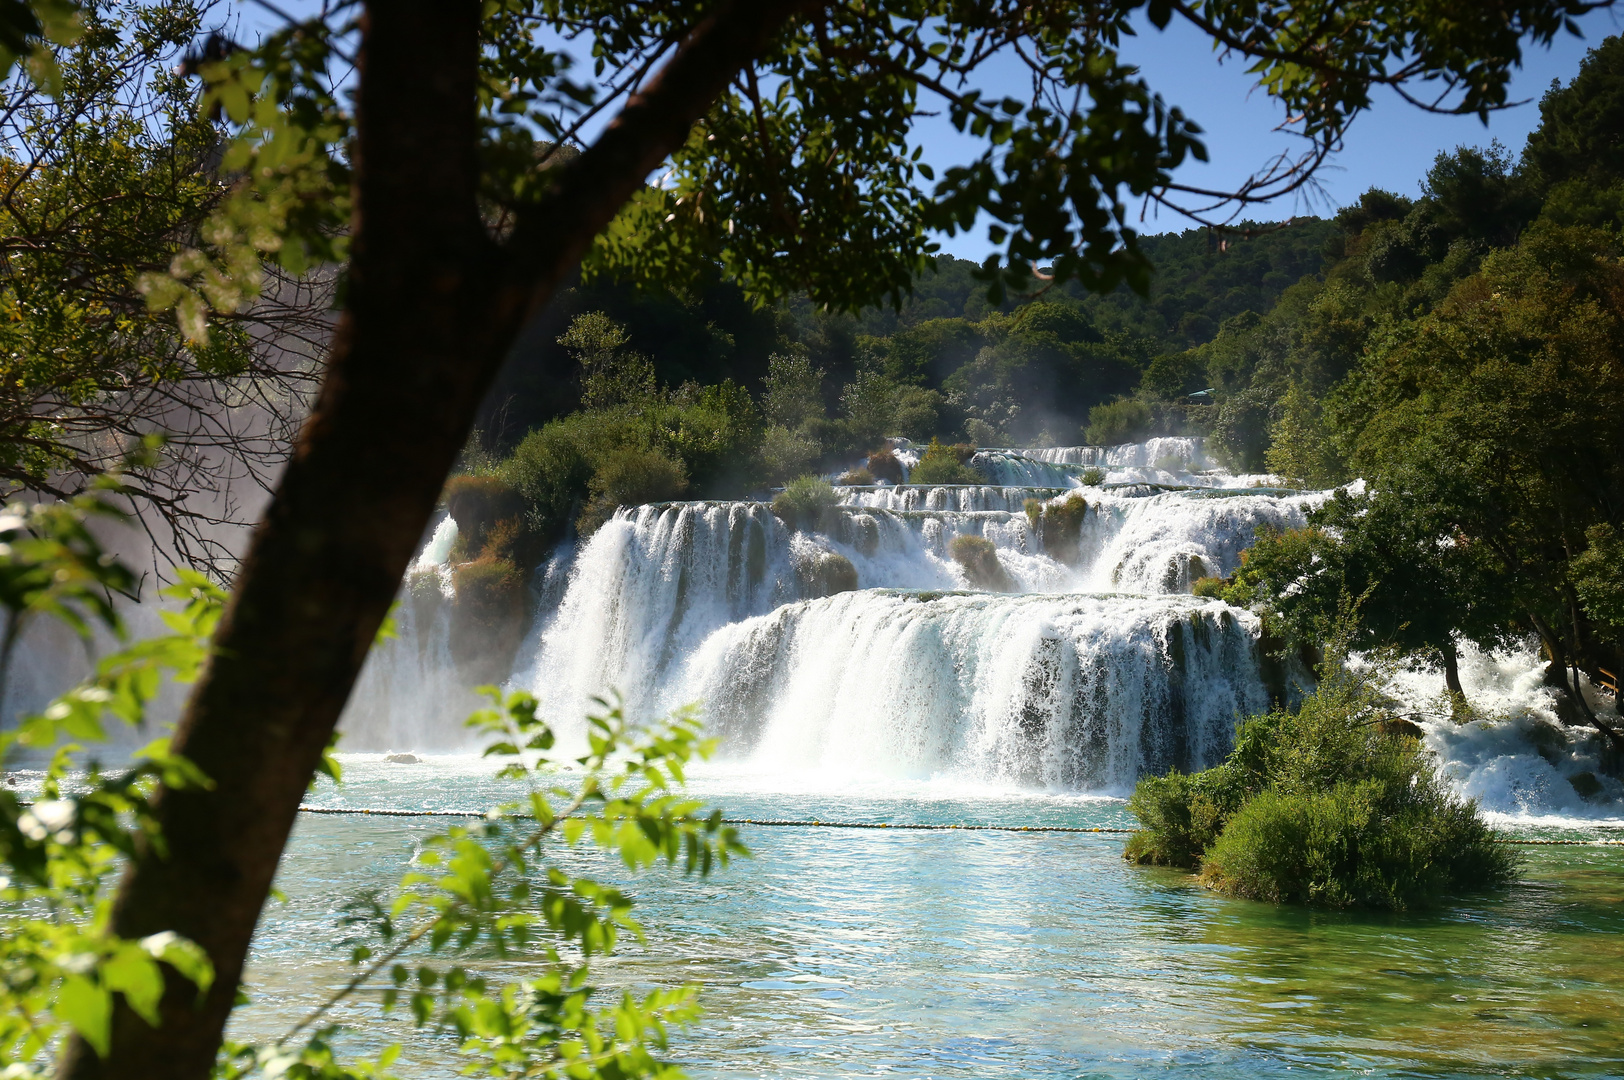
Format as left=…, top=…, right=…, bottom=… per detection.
left=58, top=975, right=112, bottom=1058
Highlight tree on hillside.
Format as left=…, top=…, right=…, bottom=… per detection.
left=1523, top=32, right=1624, bottom=226
left=0, top=0, right=1600, bottom=1075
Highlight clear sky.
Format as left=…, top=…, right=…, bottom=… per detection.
left=236, top=4, right=1623, bottom=257
left=928, top=7, right=1624, bottom=258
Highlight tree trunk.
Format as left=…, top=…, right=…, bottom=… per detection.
left=58, top=2, right=809, bottom=1077
left=1440, top=640, right=1466, bottom=717
left=1528, top=608, right=1624, bottom=751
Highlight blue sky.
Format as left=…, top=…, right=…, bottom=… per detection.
left=239, top=4, right=1622, bottom=257
left=929, top=8, right=1624, bottom=257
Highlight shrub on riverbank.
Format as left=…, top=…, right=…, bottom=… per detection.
left=1125, top=658, right=1517, bottom=909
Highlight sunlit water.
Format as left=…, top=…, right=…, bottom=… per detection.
left=230, top=757, right=1624, bottom=1079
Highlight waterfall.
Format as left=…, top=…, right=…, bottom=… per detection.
left=340, top=435, right=1617, bottom=815
left=505, top=463, right=1326, bottom=783
left=678, top=590, right=1269, bottom=792
left=836, top=485, right=1069, bottom=512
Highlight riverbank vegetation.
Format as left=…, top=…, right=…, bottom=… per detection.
left=1, top=0, right=1615, bottom=1070
left=1126, top=649, right=1518, bottom=908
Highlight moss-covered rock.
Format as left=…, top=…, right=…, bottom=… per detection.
left=772, top=475, right=839, bottom=532
left=866, top=447, right=905, bottom=484
left=844, top=512, right=880, bottom=556
left=1570, top=771, right=1604, bottom=800
left=445, top=475, right=524, bottom=560
left=448, top=555, right=528, bottom=678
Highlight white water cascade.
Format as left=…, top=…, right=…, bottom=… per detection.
left=341, top=435, right=1624, bottom=814
left=464, top=437, right=1324, bottom=793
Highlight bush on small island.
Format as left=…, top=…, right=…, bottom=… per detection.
left=1025, top=493, right=1088, bottom=564
left=773, top=474, right=839, bottom=532
left=949, top=534, right=1014, bottom=591
left=838, top=466, right=875, bottom=486
left=1125, top=652, right=1517, bottom=909
left=1081, top=467, right=1107, bottom=486
left=911, top=438, right=982, bottom=485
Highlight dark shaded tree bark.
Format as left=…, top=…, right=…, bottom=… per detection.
left=1440, top=640, right=1464, bottom=699
left=57, top=1, right=810, bottom=1076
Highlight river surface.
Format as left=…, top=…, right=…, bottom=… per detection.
left=232, top=757, right=1624, bottom=1079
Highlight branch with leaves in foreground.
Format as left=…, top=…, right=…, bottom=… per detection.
left=0, top=492, right=222, bottom=1073
left=219, top=693, right=746, bottom=1080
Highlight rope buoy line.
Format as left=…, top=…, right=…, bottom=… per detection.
left=296, top=807, right=1134, bottom=834
left=293, top=807, right=1624, bottom=845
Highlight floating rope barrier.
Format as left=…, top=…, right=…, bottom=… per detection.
left=292, top=807, right=1624, bottom=844
left=11, top=800, right=1619, bottom=844
left=296, top=807, right=1134, bottom=834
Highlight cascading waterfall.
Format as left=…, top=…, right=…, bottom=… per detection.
left=483, top=443, right=1327, bottom=789
left=680, top=591, right=1268, bottom=792
left=837, top=485, right=1069, bottom=512
left=344, top=436, right=1621, bottom=813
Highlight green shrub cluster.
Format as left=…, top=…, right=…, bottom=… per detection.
left=948, top=534, right=1013, bottom=591
left=579, top=446, right=689, bottom=534
left=1024, top=493, right=1088, bottom=564
left=1085, top=397, right=1152, bottom=445
left=1125, top=662, right=1517, bottom=909
left=772, top=475, right=839, bottom=532
left=1081, top=466, right=1107, bottom=486
left=838, top=466, right=875, bottom=486
left=492, top=377, right=759, bottom=545
left=910, top=438, right=982, bottom=485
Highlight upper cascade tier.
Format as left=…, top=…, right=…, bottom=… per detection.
left=863, top=435, right=1283, bottom=490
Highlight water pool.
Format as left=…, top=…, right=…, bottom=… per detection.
left=231, top=757, right=1624, bottom=1078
